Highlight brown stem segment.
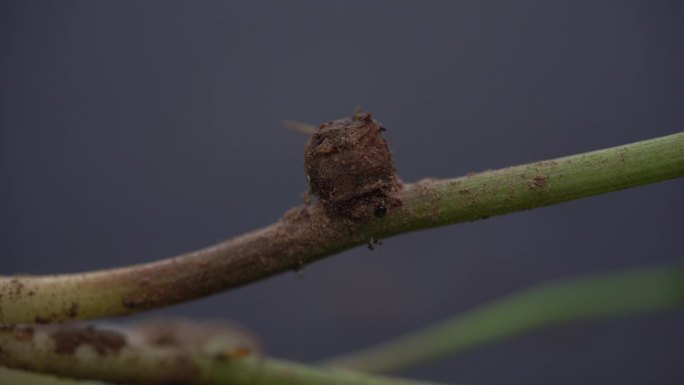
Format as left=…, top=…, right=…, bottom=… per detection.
left=0, top=206, right=356, bottom=324
left=1, top=132, right=683, bottom=324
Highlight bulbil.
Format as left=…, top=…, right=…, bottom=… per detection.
left=304, top=112, right=402, bottom=220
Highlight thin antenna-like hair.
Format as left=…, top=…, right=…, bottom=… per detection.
left=284, top=119, right=317, bottom=135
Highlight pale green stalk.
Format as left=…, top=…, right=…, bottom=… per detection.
left=322, top=266, right=684, bottom=373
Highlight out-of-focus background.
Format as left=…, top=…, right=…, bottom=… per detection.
left=1, top=1, right=683, bottom=384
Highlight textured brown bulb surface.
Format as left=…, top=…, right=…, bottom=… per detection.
left=304, top=113, right=402, bottom=219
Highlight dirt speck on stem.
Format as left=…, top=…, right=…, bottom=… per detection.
left=34, top=316, right=52, bottom=324
left=0, top=324, right=34, bottom=341
left=528, top=174, right=550, bottom=190
left=51, top=326, right=126, bottom=356
left=65, top=302, right=80, bottom=318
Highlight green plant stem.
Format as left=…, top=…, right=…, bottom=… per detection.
left=0, top=367, right=103, bottom=385
left=199, top=358, right=444, bottom=385
left=0, top=324, right=446, bottom=385
left=1, top=132, right=683, bottom=324
left=321, top=266, right=684, bottom=373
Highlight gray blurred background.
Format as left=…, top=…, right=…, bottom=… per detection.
left=1, top=1, right=683, bottom=384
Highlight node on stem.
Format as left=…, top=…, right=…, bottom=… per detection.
left=304, top=112, right=403, bottom=220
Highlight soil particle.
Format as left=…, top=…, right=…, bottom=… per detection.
left=367, top=237, right=383, bottom=250
left=0, top=325, right=34, bottom=340
left=528, top=174, right=549, bottom=190
left=374, top=202, right=388, bottom=217
left=9, top=278, right=24, bottom=296
left=304, top=112, right=402, bottom=221
left=14, top=326, right=34, bottom=341
left=51, top=326, right=126, bottom=356
left=65, top=302, right=80, bottom=318
left=34, top=316, right=52, bottom=324
left=121, top=297, right=142, bottom=308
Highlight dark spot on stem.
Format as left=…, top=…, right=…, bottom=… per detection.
left=374, top=202, right=388, bottom=217
left=34, top=316, right=51, bottom=324
left=0, top=325, right=34, bottom=340
left=65, top=302, right=80, bottom=318
left=528, top=174, right=549, bottom=190
left=122, top=297, right=146, bottom=308
left=51, top=326, right=126, bottom=356
left=9, top=278, right=24, bottom=298
left=14, top=326, right=34, bottom=340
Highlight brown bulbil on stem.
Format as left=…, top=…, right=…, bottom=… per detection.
left=304, top=112, right=403, bottom=220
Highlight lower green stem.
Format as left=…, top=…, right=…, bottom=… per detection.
left=322, top=266, right=684, bottom=373
left=0, top=323, right=446, bottom=385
